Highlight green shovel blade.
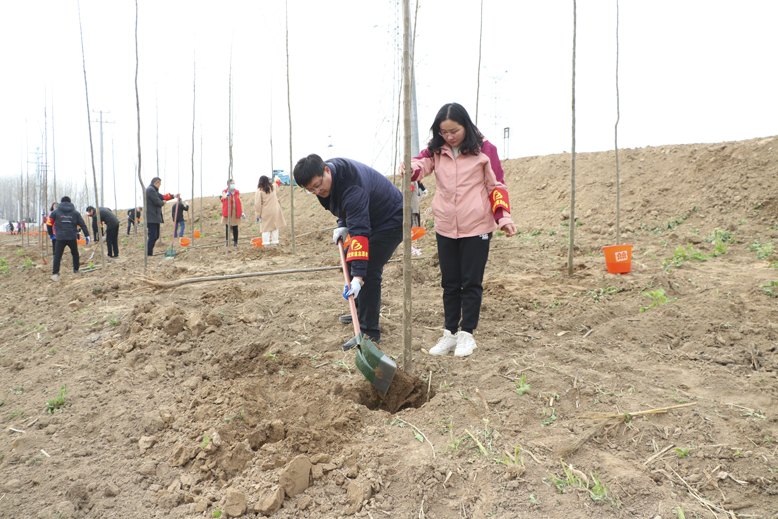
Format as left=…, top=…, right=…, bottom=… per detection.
left=354, top=334, right=396, bottom=396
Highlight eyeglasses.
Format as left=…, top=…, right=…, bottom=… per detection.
left=305, top=177, right=325, bottom=195
left=439, top=127, right=463, bottom=137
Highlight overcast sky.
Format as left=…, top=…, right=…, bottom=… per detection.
left=1, top=0, right=776, bottom=213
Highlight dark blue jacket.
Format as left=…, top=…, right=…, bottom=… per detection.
left=91, top=207, right=120, bottom=237
left=146, top=183, right=173, bottom=224
left=47, top=202, right=90, bottom=241
left=317, top=158, right=403, bottom=277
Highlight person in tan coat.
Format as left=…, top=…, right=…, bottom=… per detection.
left=254, top=175, right=286, bottom=246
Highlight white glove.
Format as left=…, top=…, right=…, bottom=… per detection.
left=241, top=213, right=246, bottom=219
left=343, top=278, right=363, bottom=300
left=256, top=218, right=261, bottom=223
left=333, top=226, right=349, bottom=244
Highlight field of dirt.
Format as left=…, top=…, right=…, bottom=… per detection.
left=1, top=136, right=778, bottom=519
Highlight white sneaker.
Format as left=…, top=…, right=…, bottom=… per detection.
left=429, top=330, right=457, bottom=355
left=454, top=331, right=477, bottom=357
left=51, top=274, right=60, bottom=282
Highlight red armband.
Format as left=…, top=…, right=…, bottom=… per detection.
left=346, top=236, right=369, bottom=262
left=46, top=217, right=54, bottom=227
left=163, top=193, right=174, bottom=201
left=489, top=187, right=510, bottom=214
left=274, top=178, right=281, bottom=187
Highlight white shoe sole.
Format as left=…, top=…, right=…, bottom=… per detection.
left=454, top=346, right=476, bottom=357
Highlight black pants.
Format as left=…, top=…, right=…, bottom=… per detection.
left=147, top=223, right=160, bottom=256
left=106, top=225, right=119, bottom=257
left=127, top=219, right=135, bottom=235
left=225, top=225, right=238, bottom=245
left=436, top=232, right=491, bottom=334
left=352, top=226, right=403, bottom=341
left=53, top=239, right=80, bottom=275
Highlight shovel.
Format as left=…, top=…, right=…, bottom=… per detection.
left=165, top=199, right=179, bottom=259
left=337, top=239, right=397, bottom=396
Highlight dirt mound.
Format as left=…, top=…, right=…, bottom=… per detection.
left=1, top=136, right=777, bottom=518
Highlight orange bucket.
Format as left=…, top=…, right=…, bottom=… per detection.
left=602, top=245, right=633, bottom=274
left=77, top=239, right=86, bottom=245
left=252, top=237, right=263, bottom=248
left=194, top=230, right=200, bottom=239
left=411, top=227, right=426, bottom=241
left=179, top=237, right=191, bottom=247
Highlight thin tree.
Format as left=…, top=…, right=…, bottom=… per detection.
left=191, top=53, right=196, bottom=240
left=112, top=138, right=117, bottom=212
left=401, top=0, right=413, bottom=374
left=226, top=47, right=233, bottom=247
left=614, top=0, right=621, bottom=245
left=475, top=0, right=484, bottom=125
left=77, top=0, right=106, bottom=268
left=567, top=0, right=577, bottom=276
left=134, top=0, right=148, bottom=272
left=285, top=1, right=296, bottom=254
left=52, top=94, right=57, bottom=202
left=199, top=130, right=203, bottom=236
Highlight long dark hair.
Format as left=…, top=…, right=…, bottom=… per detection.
left=426, top=102, right=483, bottom=157
left=258, top=175, right=272, bottom=194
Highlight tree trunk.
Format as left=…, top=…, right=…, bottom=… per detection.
left=401, top=0, right=413, bottom=375
left=285, top=1, right=296, bottom=254
left=475, top=0, right=484, bottom=125
left=191, top=54, right=196, bottom=241
left=567, top=0, right=577, bottom=276
left=615, top=0, right=621, bottom=245
left=77, top=0, right=106, bottom=269
left=134, top=0, right=147, bottom=272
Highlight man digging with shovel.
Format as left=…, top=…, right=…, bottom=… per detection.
left=294, top=154, right=403, bottom=351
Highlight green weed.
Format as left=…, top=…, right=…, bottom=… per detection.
left=46, top=385, right=69, bottom=414
left=514, top=374, right=531, bottom=396
left=675, top=447, right=691, bottom=458
left=588, top=286, right=622, bottom=303
left=0, top=258, right=9, bottom=275
left=640, top=288, right=670, bottom=313
left=109, top=317, right=120, bottom=326
left=748, top=240, right=775, bottom=260
left=20, top=258, right=33, bottom=270
left=761, top=280, right=778, bottom=298
left=200, top=435, right=210, bottom=449
left=264, top=353, right=278, bottom=360
left=16, top=249, right=25, bottom=256
left=541, top=408, right=557, bottom=426
left=663, top=244, right=707, bottom=268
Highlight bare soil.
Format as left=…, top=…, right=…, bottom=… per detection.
left=1, top=136, right=777, bottom=519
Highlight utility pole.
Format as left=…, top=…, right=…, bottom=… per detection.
left=91, top=109, right=114, bottom=208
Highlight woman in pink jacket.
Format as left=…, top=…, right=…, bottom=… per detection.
left=406, top=102, right=517, bottom=357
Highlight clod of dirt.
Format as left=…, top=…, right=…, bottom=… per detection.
left=279, top=454, right=312, bottom=497
left=344, top=477, right=373, bottom=515
left=376, top=368, right=432, bottom=414
left=223, top=489, right=247, bottom=517
left=255, top=485, right=285, bottom=516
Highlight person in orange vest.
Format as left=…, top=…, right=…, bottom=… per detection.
left=220, top=179, right=244, bottom=246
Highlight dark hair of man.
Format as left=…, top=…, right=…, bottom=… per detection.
left=86, top=206, right=95, bottom=214
left=60, top=196, right=71, bottom=203
left=293, top=154, right=326, bottom=188
left=426, top=102, right=483, bottom=157
left=258, top=175, right=272, bottom=194
left=151, top=177, right=162, bottom=184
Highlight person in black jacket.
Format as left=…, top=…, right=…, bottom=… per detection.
left=171, top=199, right=189, bottom=238
left=127, top=207, right=142, bottom=235
left=86, top=206, right=121, bottom=258
left=47, top=196, right=91, bottom=282
left=145, top=177, right=179, bottom=256
left=293, top=154, right=403, bottom=350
